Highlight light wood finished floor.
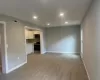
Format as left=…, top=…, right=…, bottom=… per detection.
left=0, top=53, right=88, bottom=80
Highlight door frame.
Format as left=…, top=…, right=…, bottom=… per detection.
left=24, top=26, right=44, bottom=55
left=0, top=21, right=8, bottom=74
left=81, top=26, right=83, bottom=58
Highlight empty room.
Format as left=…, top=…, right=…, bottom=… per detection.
left=0, top=0, right=99, bottom=80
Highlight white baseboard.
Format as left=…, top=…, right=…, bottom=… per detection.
left=6, top=61, right=27, bottom=74
left=41, top=51, right=46, bottom=54
left=42, top=52, right=46, bottom=54
left=46, top=51, right=80, bottom=54
left=81, top=57, right=90, bottom=80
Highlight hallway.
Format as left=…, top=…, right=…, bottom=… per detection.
left=0, top=53, right=88, bottom=80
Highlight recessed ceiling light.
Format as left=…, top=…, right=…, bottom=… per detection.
left=33, top=16, right=38, bottom=19
left=59, top=12, right=64, bottom=17
left=47, top=23, right=50, bottom=26
left=65, top=21, right=68, bottom=24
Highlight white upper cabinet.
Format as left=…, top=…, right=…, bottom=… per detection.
left=25, top=29, right=34, bottom=39
left=28, top=31, right=34, bottom=39
left=33, top=31, right=40, bottom=34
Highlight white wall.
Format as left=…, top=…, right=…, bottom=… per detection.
left=42, top=29, right=46, bottom=53
left=0, top=24, right=2, bottom=66
left=0, top=14, right=45, bottom=72
left=45, top=26, right=80, bottom=54
left=81, top=0, right=99, bottom=80
left=26, top=44, right=34, bottom=55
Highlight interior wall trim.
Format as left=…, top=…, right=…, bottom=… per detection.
left=81, top=57, right=90, bottom=80
left=46, top=51, right=80, bottom=54
left=0, top=21, right=8, bottom=74
left=6, top=61, right=27, bottom=74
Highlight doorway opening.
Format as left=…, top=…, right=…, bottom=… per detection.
left=25, top=26, right=43, bottom=56
left=34, top=34, right=41, bottom=53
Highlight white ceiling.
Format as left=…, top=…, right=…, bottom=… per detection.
left=0, top=0, right=92, bottom=27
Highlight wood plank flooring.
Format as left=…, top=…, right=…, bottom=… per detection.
left=0, top=53, right=88, bottom=80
